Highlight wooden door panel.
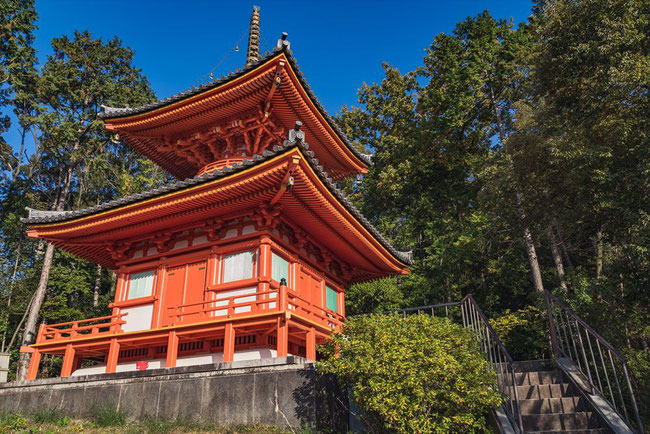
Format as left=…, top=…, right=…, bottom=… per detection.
left=181, top=261, right=207, bottom=321
left=163, top=265, right=186, bottom=326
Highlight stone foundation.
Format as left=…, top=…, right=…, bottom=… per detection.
left=0, top=357, right=348, bottom=431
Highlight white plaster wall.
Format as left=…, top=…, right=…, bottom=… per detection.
left=71, top=347, right=278, bottom=376
left=121, top=304, right=153, bottom=332
left=213, top=286, right=257, bottom=315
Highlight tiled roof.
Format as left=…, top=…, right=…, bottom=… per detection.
left=23, top=140, right=411, bottom=265
left=99, top=46, right=372, bottom=167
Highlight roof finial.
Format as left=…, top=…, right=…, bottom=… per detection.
left=276, top=32, right=290, bottom=51
left=246, top=6, right=261, bottom=66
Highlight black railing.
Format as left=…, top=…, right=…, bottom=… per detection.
left=544, top=289, right=644, bottom=433
left=461, top=295, right=524, bottom=433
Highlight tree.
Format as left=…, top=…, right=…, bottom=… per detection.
left=15, top=30, right=156, bottom=380
left=318, top=314, right=502, bottom=433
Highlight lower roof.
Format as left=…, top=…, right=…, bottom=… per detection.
left=25, top=140, right=411, bottom=282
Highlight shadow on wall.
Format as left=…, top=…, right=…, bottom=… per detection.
left=293, top=369, right=349, bottom=432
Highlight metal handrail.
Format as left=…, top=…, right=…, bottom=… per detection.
left=461, top=295, right=524, bottom=433
left=544, top=289, right=644, bottom=433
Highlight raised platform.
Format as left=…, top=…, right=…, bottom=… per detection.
left=0, top=357, right=348, bottom=431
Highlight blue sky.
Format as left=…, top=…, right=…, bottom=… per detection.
left=7, top=1, right=533, bottom=147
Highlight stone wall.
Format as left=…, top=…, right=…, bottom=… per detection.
left=0, top=357, right=348, bottom=431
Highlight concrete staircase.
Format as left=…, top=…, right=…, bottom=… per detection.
left=513, top=361, right=611, bottom=433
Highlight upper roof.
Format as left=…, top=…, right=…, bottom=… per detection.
left=24, top=138, right=410, bottom=282
left=100, top=45, right=371, bottom=180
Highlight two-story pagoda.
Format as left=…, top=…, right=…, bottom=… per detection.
left=20, top=13, right=410, bottom=380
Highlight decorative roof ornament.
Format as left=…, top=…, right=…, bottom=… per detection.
left=288, top=121, right=304, bottom=143
left=245, top=6, right=261, bottom=66
left=276, top=32, right=290, bottom=51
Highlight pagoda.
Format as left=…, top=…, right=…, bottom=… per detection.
left=19, top=8, right=410, bottom=380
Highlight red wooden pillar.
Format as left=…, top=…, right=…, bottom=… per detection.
left=306, top=327, right=316, bottom=361
left=259, top=237, right=272, bottom=312
left=277, top=317, right=288, bottom=357
left=166, top=331, right=179, bottom=368
left=223, top=323, right=235, bottom=362
left=60, top=344, right=76, bottom=377
left=106, top=338, right=120, bottom=373
left=26, top=349, right=41, bottom=381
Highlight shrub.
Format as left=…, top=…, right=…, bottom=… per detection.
left=92, top=403, right=127, bottom=427
left=490, top=305, right=548, bottom=361
left=318, top=314, right=502, bottom=433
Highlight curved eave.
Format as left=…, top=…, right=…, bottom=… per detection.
left=101, top=48, right=370, bottom=178
left=26, top=146, right=409, bottom=278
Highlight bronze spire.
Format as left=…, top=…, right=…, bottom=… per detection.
left=245, top=6, right=261, bottom=66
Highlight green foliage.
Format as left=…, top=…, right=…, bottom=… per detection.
left=345, top=277, right=408, bottom=315
left=0, top=411, right=28, bottom=431
left=33, top=408, right=70, bottom=427
left=318, top=314, right=502, bottom=433
left=490, top=306, right=548, bottom=361
left=92, top=403, right=126, bottom=427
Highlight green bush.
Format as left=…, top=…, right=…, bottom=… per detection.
left=318, top=314, right=502, bottom=433
left=489, top=305, right=548, bottom=361
left=92, top=403, right=127, bottom=427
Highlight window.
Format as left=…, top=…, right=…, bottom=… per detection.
left=326, top=286, right=338, bottom=313
left=127, top=270, right=155, bottom=300
left=222, top=250, right=255, bottom=283
left=271, top=252, right=289, bottom=284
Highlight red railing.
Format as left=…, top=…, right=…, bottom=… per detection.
left=167, top=285, right=343, bottom=329
left=36, top=313, right=128, bottom=343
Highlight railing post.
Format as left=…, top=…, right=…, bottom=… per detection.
left=279, top=280, right=288, bottom=312
left=35, top=323, right=45, bottom=344
left=544, top=290, right=560, bottom=358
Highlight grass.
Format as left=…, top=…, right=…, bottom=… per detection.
left=0, top=409, right=291, bottom=433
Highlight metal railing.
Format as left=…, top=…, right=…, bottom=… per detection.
left=461, top=295, right=524, bottom=433
left=544, top=289, right=644, bottom=433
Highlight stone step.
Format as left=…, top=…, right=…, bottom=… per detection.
left=499, top=370, right=564, bottom=385
left=527, top=429, right=610, bottom=434
left=522, top=412, right=600, bottom=431
left=516, top=383, right=574, bottom=399
left=513, top=359, right=556, bottom=373
left=520, top=396, right=587, bottom=414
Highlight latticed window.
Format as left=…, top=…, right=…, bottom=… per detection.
left=127, top=270, right=155, bottom=300
left=326, top=286, right=337, bottom=313
left=271, top=252, right=289, bottom=284
left=222, top=250, right=255, bottom=283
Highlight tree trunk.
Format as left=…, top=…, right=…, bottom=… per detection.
left=595, top=230, right=603, bottom=281
left=491, top=91, right=545, bottom=294
left=93, top=264, right=102, bottom=307
left=1, top=242, right=22, bottom=352
left=16, top=165, right=73, bottom=381
left=548, top=227, right=568, bottom=293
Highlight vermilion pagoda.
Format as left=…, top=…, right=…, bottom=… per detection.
left=20, top=12, right=410, bottom=380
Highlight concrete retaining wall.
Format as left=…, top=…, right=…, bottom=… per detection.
left=0, top=357, right=348, bottom=431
